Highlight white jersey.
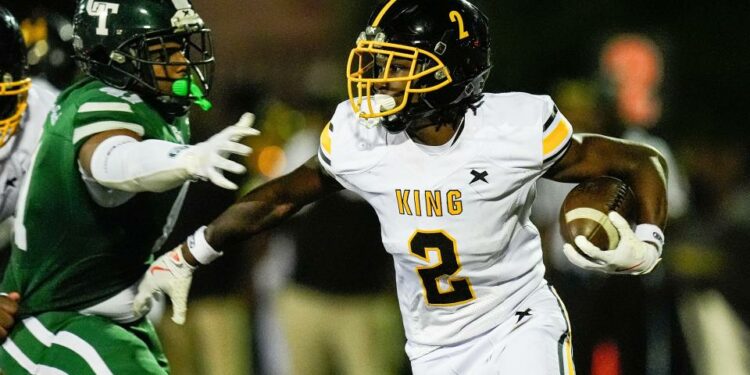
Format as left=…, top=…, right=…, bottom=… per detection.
left=0, top=82, right=59, bottom=221
left=318, top=93, right=573, bottom=349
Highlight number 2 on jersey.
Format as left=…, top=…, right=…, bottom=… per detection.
left=409, top=230, right=475, bottom=306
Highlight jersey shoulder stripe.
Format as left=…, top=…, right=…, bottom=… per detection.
left=72, top=121, right=145, bottom=144
left=542, top=109, right=572, bottom=163
left=542, top=105, right=559, bottom=131
left=59, top=81, right=144, bottom=136
left=78, top=102, right=133, bottom=114
left=317, top=101, right=389, bottom=177
left=319, top=122, right=333, bottom=162
left=318, top=146, right=331, bottom=167
left=476, top=93, right=573, bottom=171
left=51, top=79, right=182, bottom=146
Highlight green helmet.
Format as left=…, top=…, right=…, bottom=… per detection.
left=72, top=0, right=214, bottom=102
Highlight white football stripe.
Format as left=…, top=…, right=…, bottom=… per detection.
left=72, top=121, right=145, bottom=144
left=23, top=317, right=114, bottom=375
left=2, top=338, right=38, bottom=373
left=78, top=102, right=133, bottom=113
left=564, top=207, right=619, bottom=249
left=38, top=365, right=69, bottom=375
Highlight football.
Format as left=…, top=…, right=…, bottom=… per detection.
left=559, top=176, right=636, bottom=255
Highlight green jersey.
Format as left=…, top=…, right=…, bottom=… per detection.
left=1, top=78, right=191, bottom=316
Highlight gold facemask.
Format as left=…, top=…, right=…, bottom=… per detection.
left=347, top=40, right=452, bottom=119
left=0, top=77, right=31, bottom=148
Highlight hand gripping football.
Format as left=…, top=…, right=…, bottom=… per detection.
left=559, top=176, right=636, bottom=256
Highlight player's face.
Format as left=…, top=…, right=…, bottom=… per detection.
left=374, top=55, right=418, bottom=103
left=148, top=41, right=189, bottom=94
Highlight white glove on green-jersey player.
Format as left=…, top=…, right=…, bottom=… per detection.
left=90, top=113, right=259, bottom=192
left=176, top=112, right=259, bottom=190
left=133, top=226, right=219, bottom=324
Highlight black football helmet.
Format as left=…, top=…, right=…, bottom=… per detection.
left=347, top=0, right=491, bottom=132
left=72, top=0, right=214, bottom=109
left=0, top=6, right=31, bottom=148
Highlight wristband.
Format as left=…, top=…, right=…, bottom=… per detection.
left=186, top=226, right=223, bottom=265
left=635, top=224, right=664, bottom=256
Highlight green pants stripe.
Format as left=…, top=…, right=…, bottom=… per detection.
left=0, top=312, right=169, bottom=375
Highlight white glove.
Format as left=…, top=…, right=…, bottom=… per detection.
left=133, top=247, right=195, bottom=325
left=562, top=211, right=663, bottom=275
left=178, top=112, right=259, bottom=190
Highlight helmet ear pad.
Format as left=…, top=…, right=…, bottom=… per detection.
left=421, top=70, right=489, bottom=108
left=419, top=27, right=492, bottom=108
left=406, top=46, right=491, bottom=111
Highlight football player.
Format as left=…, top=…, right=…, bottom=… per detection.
left=137, top=0, right=668, bottom=373
left=0, top=5, right=59, bottom=343
left=0, top=0, right=257, bottom=373
left=0, top=6, right=58, bottom=237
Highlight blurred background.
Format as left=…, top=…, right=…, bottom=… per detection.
left=5, top=0, right=750, bottom=374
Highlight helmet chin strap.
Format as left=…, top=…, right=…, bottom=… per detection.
left=380, top=115, right=409, bottom=133
left=148, top=95, right=191, bottom=122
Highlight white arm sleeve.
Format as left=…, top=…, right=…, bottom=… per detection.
left=89, top=135, right=192, bottom=193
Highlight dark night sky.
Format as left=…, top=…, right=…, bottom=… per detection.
left=8, top=0, right=749, bottom=146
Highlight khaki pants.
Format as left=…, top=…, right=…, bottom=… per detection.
left=157, top=296, right=252, bottom=375
left=277, top=285, right=405, bottom=375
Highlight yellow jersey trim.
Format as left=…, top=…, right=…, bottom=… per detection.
left=542, top=118, right=572, bottom=156
left=320, top=122, right=332, bottom=156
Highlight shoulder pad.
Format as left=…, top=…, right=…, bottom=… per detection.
left=318, top=101, right=389, bottom=176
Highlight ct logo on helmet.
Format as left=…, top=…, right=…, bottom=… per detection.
left=169, top=0, right=204, bottom=32
left=85, top=0, right=119, bottom=36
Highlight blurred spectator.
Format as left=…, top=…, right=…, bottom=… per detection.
left=20, top=8, right=80, bottom=90
left=533, top=33, right=690, bottom=375
left=668, top=137, right=750, bottom=375
left=274, top=190, right=406, bottom=375
left=599, top=34, right=689, bottom=218
left=251, top=103, right=406, bottom=375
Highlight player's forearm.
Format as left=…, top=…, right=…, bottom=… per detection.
left=189, top=157, right=341, bottom=263
left=591, top=138, right=667, bottom=228
left=623, top=148, right=668, bottom=228
left=211, top=162, right=335, bottom=250
left=547, top=134, right=668, bottom=227
left=206, top=186, right=302, bottom=251
left=593, top=137, right=668, bottom=227
left=180, top=184, right=302, bottom=267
